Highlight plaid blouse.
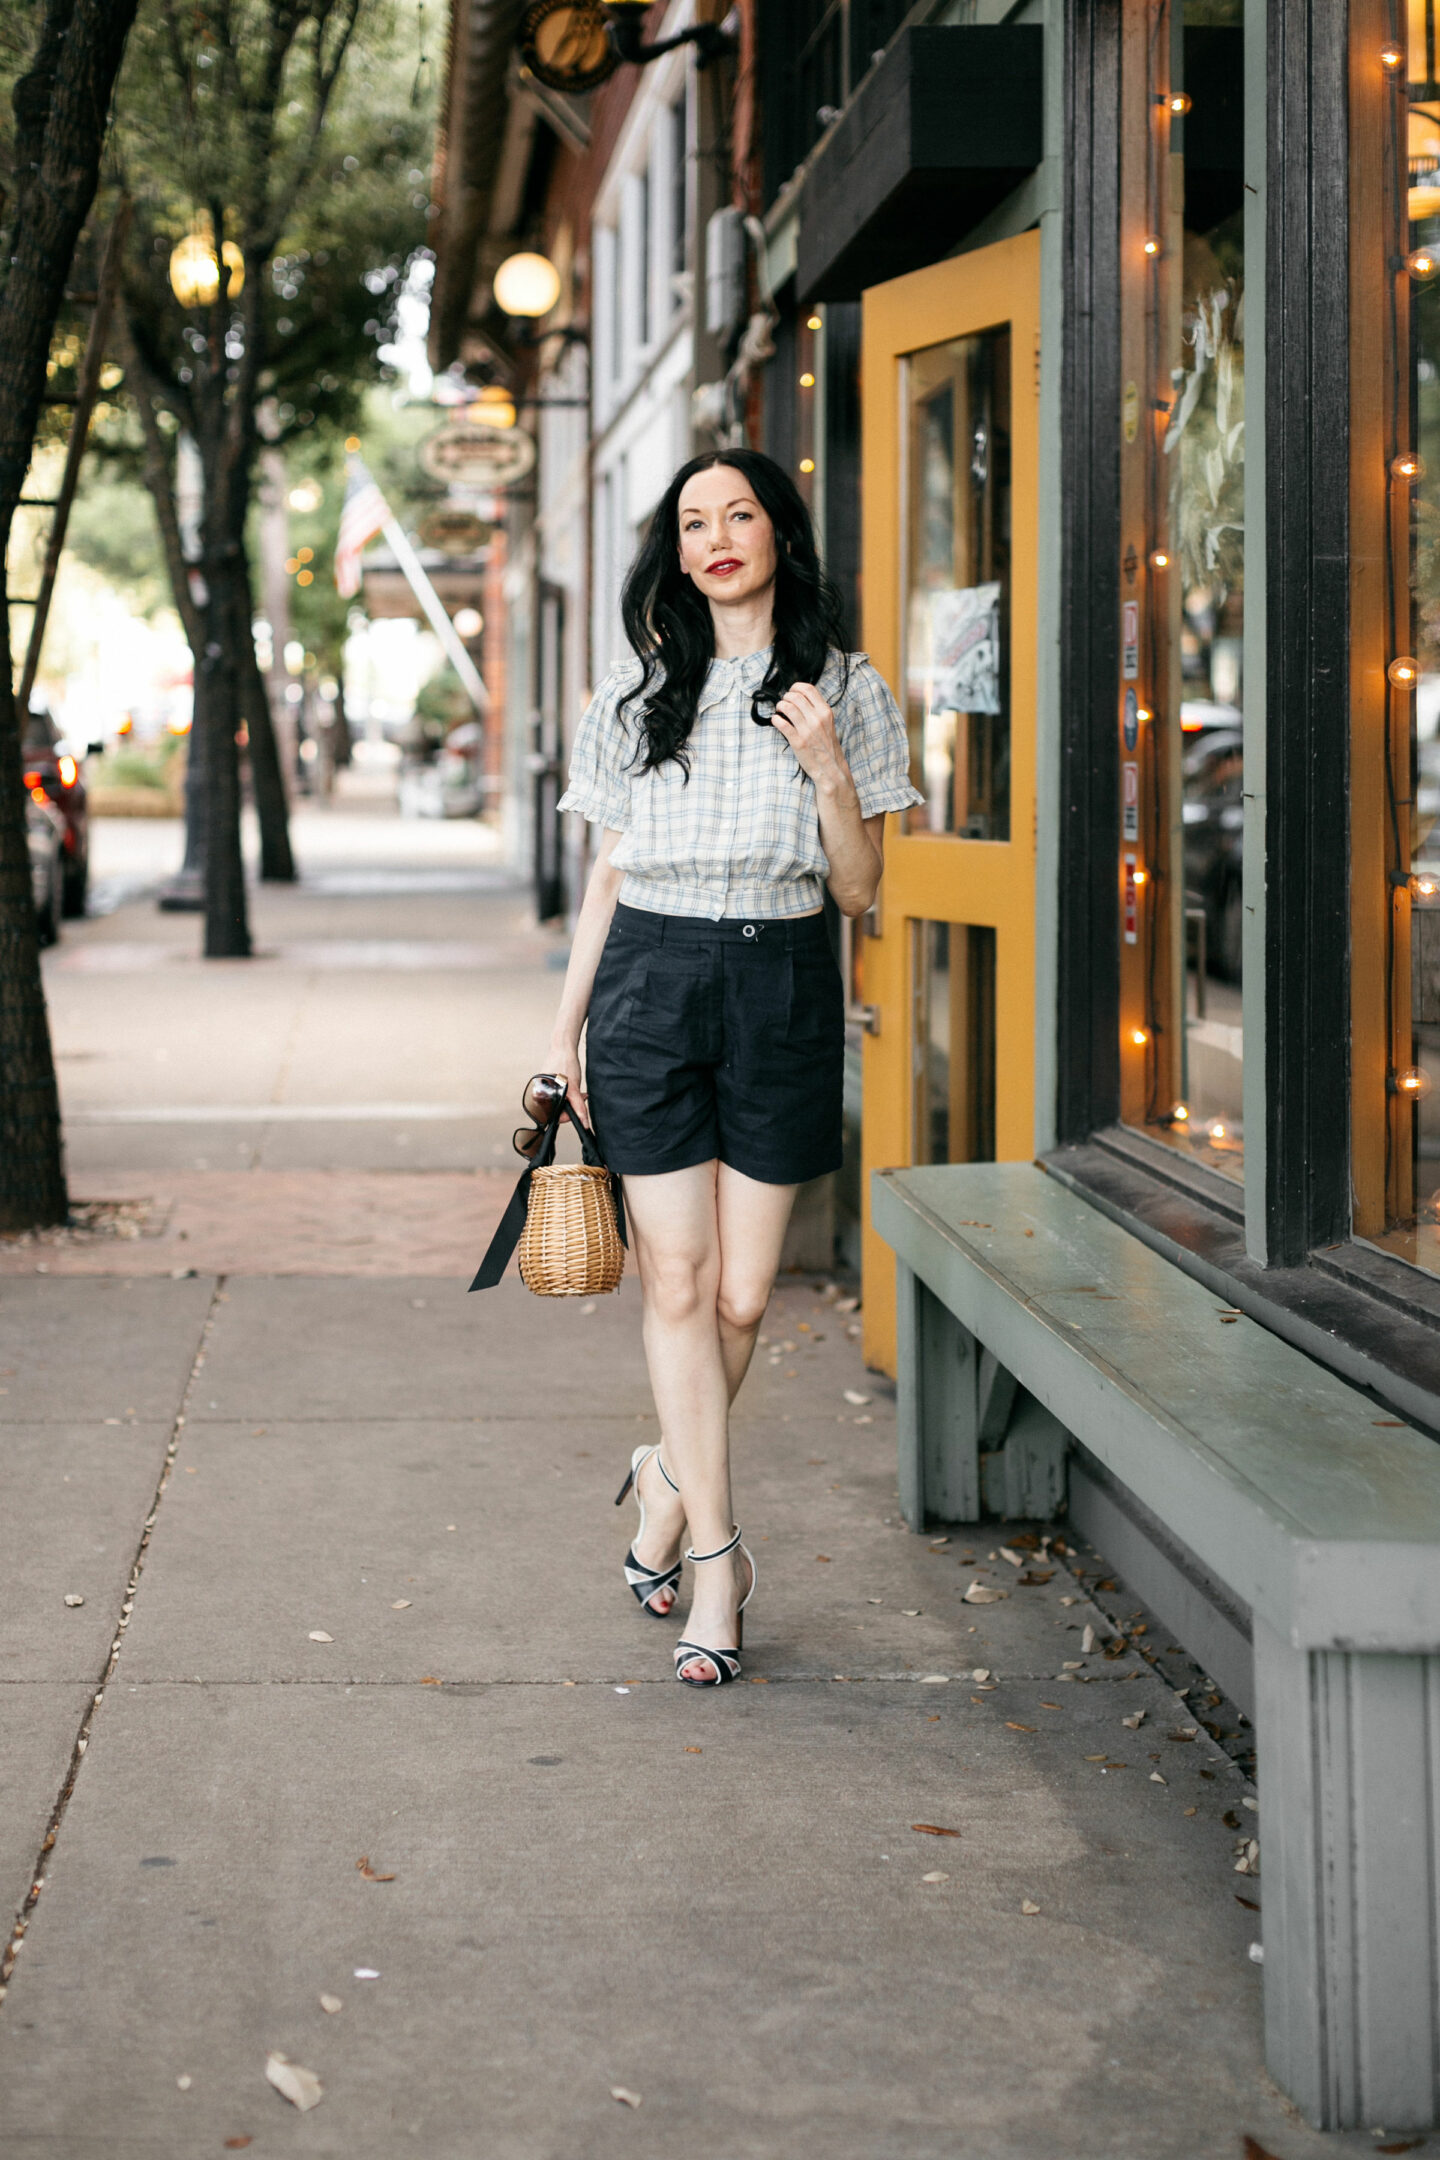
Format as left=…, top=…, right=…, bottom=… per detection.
left=558, top=646, right=921, bottom=920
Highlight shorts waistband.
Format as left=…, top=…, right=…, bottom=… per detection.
left=612, top=901, right=830, bottom=948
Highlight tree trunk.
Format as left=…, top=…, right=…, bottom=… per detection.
left=0, top=0, right=139, bottom=1231
left=239, top=553, right=295, bottom=881
left=201, top=547, right=252, bottom=959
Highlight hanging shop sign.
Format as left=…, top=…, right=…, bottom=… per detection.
left=418, top=507, right=492, bottom=555
left=1122, top=760, right=1140, bottom=842
left=518, top=0, right=619, bottom=93
left=1122, top=599, right=1139, bottom=679
left=1123, top=853, right=1140, bottom=945
left=419, top=424, right=536, bottom=489
left=1122, top=686, right=1140, bottom=752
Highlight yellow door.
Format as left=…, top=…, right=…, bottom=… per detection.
left=858, top=231, right=1040, bottom=1374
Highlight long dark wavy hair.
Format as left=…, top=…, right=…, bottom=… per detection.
left=618, top=448, right=850, bottom=775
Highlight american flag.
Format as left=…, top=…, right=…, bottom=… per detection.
left=333, top=454, right=390, bottom=597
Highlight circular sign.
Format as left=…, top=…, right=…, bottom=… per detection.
left=518, top=0, right=619, bottom=94
left=418, top=506, right=492, bottom=554
left=419, top=424, right=536, bottom=488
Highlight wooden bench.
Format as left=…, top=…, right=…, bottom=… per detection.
left=872, top=1160, right=1440, bottom=2135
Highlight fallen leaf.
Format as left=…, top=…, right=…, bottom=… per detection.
left=1150, top=1772, right=1167, bottom=1784
left=911, top=1823, right=960, bottom=1837
left=683, top=1745, right=702, bottom=1753
left=353, top=1967, right=380, bottom=1979
left=1006, top=1722, right=1036, bottom=1733
left=319, top=1994, right=343, bottom=2014
left=963, top=1582, right=1006, bottom=1604
left=307, top=1631, right=333, bottom=1644
left=610, top=2086, right=642, bottom=2108
left=843, top=1389, right=871, bottom=1406
left=815, top=1554, right=832, bottom=1563
left=223, top=2141, right=252, bottom=2151
left=1020, top=1899, right=1041, bottom=1915
left=748, top=1675, right=770, bottom=1684
left=1080, top=1625, right=1096, bottom=1653
left=972, top=1668, right=991, bottom=1682
left=1121, top=1711, right=1146, bottom=1729
left=1017, top=1570, right=1054, bottom=1585
left=1241, top=2140, right=1282, bottom=2160
left=998, top=1547, right=1024, bottom=1566
left=356, top=1856, right=395, bottom=1882
left=954, top=1220, right=992, bottom=1228
left=1234, top=1896, right=1259, bottom=1912
left=835, top=1295, right=859, bottom=1311
left=1059, top=1594, right=1079, bottom=1606
left=920, top=1870, right=950, bottom=1884
left=866, top=1596, right=883, bottom=1604
left=390, top=1599, right=411, bottom=1610
left=1184, top=1805, right=1198, bottom=1816
left=265, top=2053, right=323, bottom=2113
left=1376, top=2143, right=1424, bottom=2153
left=928, top=1537, right=950, bottom=1548
left=1084, top=1753, right=1108, bottom=1762
left=1223, top=1810, right=1242, bottom=1829
left=419, top=1676, right=442, bottom=1686
left=177, top=2074, right=193, bottom=2090
left=63, top=1594, right=84, bottom=1608
left=901, top=1608, right=921, bottom=1616
left=1039, top=1701, right=1060, bottom=1710
left=919, top=1673, right=949, bottom=1684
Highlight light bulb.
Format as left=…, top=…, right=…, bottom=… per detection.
left=807, top=314, right=822, bottom=330
left=1133, top=867, right=1149, bottom=885
left=1209, top=1121, right=1227, bottom=1140
left=1165, top=91, right=1192, bottom=114
left=1413, top=871, right=1440, bottom=898
left=1142, top=234, right=1162, bottom=258
left=492, top=250, right=562, bottom=318
left=1408, top=247, right=1440, bottom=280
left=799, top=372, right=815, bottom=388
left=1393, top=452, right=1426, bottom=480
left=1397, top=1065, right=1433, bottom=1096
left=1171, top=1102, right=1190, bottom=1123
left=1130, top=1027, right=1149, bottom=1047
left=345, top=435, right=361, bottom=452
left=1135, top=705, right=1153, bottom=723
left=799, top=458, right=815, bottom=474
left=1389, top=655, right=1420, bottom=686
left=1151, top=550, right=1170, bottom=569
left=1381, top=40, right=1405, bottom=67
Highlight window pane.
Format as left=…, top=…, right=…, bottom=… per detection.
left=1118, top=1, right=1246, bottom=1181
left=900, top=329, right=1011, bottom=839
left=911, top=921, right=996, bottom=1164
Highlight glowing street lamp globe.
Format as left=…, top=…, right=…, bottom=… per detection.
left=492, top=251, right=561, bottom=319
left=169, top=232, right=245, bottom=307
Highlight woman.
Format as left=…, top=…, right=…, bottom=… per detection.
left=547, top=448, right=919, bottom=1687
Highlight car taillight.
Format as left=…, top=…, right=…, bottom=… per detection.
left=57, top=755, right=77, bottom=788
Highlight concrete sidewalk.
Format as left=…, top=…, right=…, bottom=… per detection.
left=0, top=811, right=1386, bottom=2155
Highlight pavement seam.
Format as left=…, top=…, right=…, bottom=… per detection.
left=0, top=1275, right=225, bottom=2013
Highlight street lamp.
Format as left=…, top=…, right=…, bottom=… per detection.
left=492, top=251, right=562, bottom=318
left=169, top=230, right=245, bottom=307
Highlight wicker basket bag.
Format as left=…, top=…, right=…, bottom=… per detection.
left=469, top=1090, right=626, bottom=1298
left=517, top=1161, right=624, bottom=1296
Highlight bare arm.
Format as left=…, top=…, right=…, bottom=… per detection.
left=545, top=826, right=626, bottom=1123
left=772, top=682, right=886, bottom=917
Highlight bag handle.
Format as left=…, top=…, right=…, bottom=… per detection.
left=468, top=1093, right=627, bottom=1293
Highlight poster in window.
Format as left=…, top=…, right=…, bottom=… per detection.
left=930, top=583, right=1002, bottom=715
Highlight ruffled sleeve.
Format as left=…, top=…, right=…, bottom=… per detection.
left=833, top=655, right=924, bottom=817
left=557, top=664, right=642, bottom=830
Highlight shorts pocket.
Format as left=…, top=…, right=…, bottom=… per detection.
left=589, top=944, right=649, bottom=1040
left=786, top=951, right=844, bottom=1053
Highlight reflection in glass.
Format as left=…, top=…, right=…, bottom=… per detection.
left=900, top=330, right=1011, bottom=839
left=911, top=921, right=996, bottom=1165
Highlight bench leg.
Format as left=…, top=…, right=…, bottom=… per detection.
left=1255, top=1616, right=1440, bottom=2130
left=895, top=1260, right=981, bottom=1529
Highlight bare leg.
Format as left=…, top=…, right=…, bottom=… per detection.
left=623, top=1159, right=797, bottom=1677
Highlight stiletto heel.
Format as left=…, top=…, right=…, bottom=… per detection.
left=673, top=1528, right=756, bottom=1687
left=615, top=1443, right=683, bottom=1617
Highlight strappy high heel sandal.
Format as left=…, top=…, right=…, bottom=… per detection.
left=673, top=1528, right=756, bottom=1687
left=614, top=1443, right=684, bottom=1618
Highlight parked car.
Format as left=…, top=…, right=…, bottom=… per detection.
left=26, top=791, right=66, bottom=946
left=1182, top=724, right=1244, bottom=981
left=22, top=700, right=100, bottom=917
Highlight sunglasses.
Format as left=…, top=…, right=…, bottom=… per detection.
left=513, top=1072, right=569, bottom=1159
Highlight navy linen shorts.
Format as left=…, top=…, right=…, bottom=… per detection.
left=585, top=903, right=845, bottom=1186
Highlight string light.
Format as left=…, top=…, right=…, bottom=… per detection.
left=799, top=458, right=815, bottom=474
left=1135, top=704, right=1153, bottom=723
left=799, top=372, right=815, bottom=388
left=1392, top=451, right=1426, bottom=480
left=1132, top=867, right=1149, bottom=885
left=1151, top=549, right=1170, bottom=569
left=1142, top=234, right=1162, bottom=257
left=1381, top=40, right=1405, bottom=67
left=1171, top=1102, right=1190, bottom=1123
left=1163, top=90, right=1192, bottom=114
left=1412, top=870, right=1440, bottom=898
left=1209, top=1121, right=1227, bottom=1140
left=1407, top=246, right=1440, bottom=280
left=1395, top=1066, right=1433, bottom=1097
left=1130, top=1027, right=1149, bottom=1047
left=1388, top=655, right=1420, bottom=686
left=806, top=314, right=822, bottom=330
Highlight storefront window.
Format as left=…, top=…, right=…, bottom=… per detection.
left=911, top=920, right=996, bottom=1165
left=1118, top=0, right=1246, bottom=1180
left=899, top=329, right=1011, bottom=839
left=1356, top=0, right=1440, bottom=1270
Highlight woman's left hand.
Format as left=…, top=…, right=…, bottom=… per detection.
left=771, top=681, right=850, bottom=793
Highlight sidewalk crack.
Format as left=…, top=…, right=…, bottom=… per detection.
left=0, top=1275, right=226, bottom=2012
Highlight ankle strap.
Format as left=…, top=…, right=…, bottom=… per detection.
left=686, top=1527, right=741, bottom=1565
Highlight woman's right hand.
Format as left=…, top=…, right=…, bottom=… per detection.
left=546, top=1038, right=588, bottom=1126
